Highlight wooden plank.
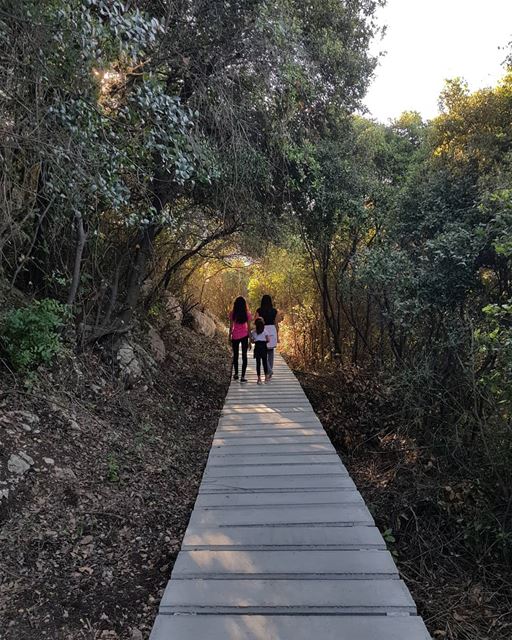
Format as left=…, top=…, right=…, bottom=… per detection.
left=150, top=615, right=431, bottom=640
left=159, top=578, right=417, bottom=614
left=200, top=474, right=356, bottom=492
left=207, top=454, right=341, bottom=466
left=188, top=503, right=374, bottom=527
left=203, top=462, right=348, bottom=477
left=181, top=524, right=386, bottom=550
left=172, top=549, right=399, bottom=580
left=195, top=490, right=363, bottom=508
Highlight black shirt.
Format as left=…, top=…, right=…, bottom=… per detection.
left=257, top=307, right=277, bottom=326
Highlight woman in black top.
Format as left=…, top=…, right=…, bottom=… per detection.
left=254, top=294, right=281, bottom=377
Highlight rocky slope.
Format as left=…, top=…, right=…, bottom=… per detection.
left=0, top=316, right=230, bottom=639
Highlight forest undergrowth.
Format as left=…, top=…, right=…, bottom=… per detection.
left=294, top=362, right=512, bottom=640
left=0, top=321, right=230, bottom=640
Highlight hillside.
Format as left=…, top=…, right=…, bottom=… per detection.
left=0, top=319, right=230, bottom=640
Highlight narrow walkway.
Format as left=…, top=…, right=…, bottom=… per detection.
left=150, top=354, right=431, bottom=639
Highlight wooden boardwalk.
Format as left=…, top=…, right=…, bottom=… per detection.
left=150, top=354, right=431, bottom=639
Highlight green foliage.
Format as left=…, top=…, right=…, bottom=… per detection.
left=0, top=299, right=69, bottom=371
left=40, top=0, right=206, bottom=228
left=382, top=528, right=398, bottom=558
left=477, top=301, right=512, bottom=408
left=1, top=0, right=382, bottom=323
left=464, top=511, right=512, bottom=558
left=106, top=454, right=120, bottom=483
left=253, top=69, right=512, bottom=531
left=382, top=528, right=396, bottom=543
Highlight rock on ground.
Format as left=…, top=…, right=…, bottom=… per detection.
left=7, top=451, right=34, bottom=475
left=163, top=293, right=183, bottom=324
left=0, top=410, right=40, bottom=433
left=148, top=325, right=166, bottom=362
left=117, top=339, right=142, bottom=383
left=204, top=309, right=228, bottom=335
left=54, top=467, right=77, bottom=482
left=189, top=308, right=216, bottom=337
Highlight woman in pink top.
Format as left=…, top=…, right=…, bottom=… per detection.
left=228, top=296, right=252, bottom=383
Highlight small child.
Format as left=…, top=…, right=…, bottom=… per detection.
left=251, top=318, right=270, bottom=384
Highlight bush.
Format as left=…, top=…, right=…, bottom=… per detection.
left=0, top=298, right=69, bottom=371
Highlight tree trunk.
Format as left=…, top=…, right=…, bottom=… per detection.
left=67, top=212, right=87, bottom=306
left=120, top=222, right=160, bottom=325
left=320, top=271, right=343, bottom=356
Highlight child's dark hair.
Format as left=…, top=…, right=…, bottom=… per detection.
left=255, top=317, right=265, bottom=334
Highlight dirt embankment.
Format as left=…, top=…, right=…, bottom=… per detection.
left=295, top=366, right=512, bottom=640
left=0, top=322, right=230, bottom=640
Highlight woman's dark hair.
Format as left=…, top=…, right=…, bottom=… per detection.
left=232, top=296, right=248, bottom=323
left=260, top=294, right=273, bottom=311
left=255, top=317, right=265, bottom=334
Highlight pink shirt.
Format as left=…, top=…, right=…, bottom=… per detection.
left=229, top=311, right=252, bottom=340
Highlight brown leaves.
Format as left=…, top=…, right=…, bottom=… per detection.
left=77, top=566, right=94, bottom=575
left=0, top=327, right=230, bottom=639
left=296, top=364, right=512, bottom=640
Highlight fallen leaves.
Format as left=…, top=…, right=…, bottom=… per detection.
left=0, top=327, right=230, bottom=639
left=297, top=365, right=512, bottom=640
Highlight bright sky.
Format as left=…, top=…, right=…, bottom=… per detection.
left=364, top=0, right=512, bottom=122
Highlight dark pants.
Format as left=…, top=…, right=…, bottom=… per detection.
left=231, top=336, right=248, bottom=377
left=254, top=341, right=269, bottom=377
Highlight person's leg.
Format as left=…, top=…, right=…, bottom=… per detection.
left=255, top=351, right=261, bottom=379
left=240, top=337, right=248, bottom=380
left=231, top=339, right=240, bottom=378
left=267, top=348, right=274, bottom=374
left=262, top=350, right=269, bottom=377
